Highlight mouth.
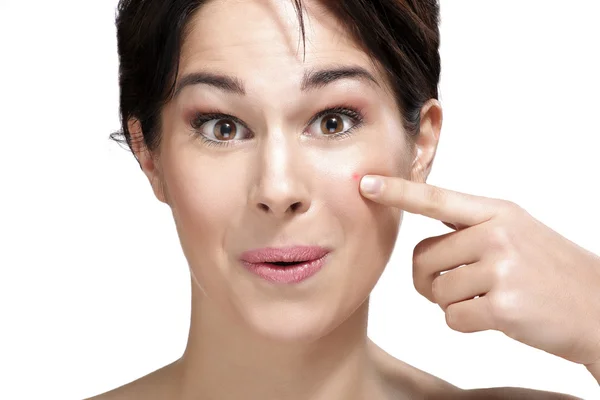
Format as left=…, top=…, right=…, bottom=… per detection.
left=269, top=261, right=306, bottom=267
left=240, top=245, right=329, bottom=264
left=239, top=246, right=330, bottom=284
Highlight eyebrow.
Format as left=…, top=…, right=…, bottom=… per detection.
left=173, top=66, right=380, bottom=98
left=301, top=66, right=379, bottom=91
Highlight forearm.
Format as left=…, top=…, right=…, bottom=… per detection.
left=586, top=362, right=600, bottom=385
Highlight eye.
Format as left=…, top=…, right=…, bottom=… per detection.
left=191, top=113, right=252, bottom=144
left=305, top=107, right=364, bottom=138
left=211, top=118, right=238, bottom=140
left=320, top=114, right=345, bottom=135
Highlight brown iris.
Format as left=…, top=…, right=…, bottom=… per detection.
left=214, top=119, right=237, bottom=140
left=320, top=114, right=344, bottom=135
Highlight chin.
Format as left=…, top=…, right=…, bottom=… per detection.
left=236, top=299, right=356, bottom=344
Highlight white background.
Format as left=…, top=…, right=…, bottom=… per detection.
left=1, top=0, right=599, bottom=398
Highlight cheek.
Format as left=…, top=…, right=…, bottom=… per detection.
left=316, top=120, right=408, bottom=263
left=312, top=138, right=404, bottom=242
left=310, top=141, right=402, bottom=310
left=162, top=153, right=244, bottom=259
left=322, top=173, right=401, bottom=263
left=313, top=123, right=407, bottom=215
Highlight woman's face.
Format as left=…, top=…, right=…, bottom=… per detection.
left=154, top=0, right=414, bottom=341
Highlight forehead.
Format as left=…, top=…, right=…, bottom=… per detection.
left=179, top=0, right=378, bottom=83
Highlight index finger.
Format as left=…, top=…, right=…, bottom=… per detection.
left=359, top=175, right=499, bottom=227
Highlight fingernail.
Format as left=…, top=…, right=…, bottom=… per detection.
left=360, top=176, right=382, bottom=195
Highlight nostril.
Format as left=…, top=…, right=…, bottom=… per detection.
left=255, top=201, right=306, bottom=214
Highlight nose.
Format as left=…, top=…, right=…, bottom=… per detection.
left=256, top=189, right=309, bottom=215
left=250, top=137, right=311, bottom=217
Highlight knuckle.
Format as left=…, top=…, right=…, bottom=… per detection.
left=412, top=238, right=433, bottom=266
left=413, top=272, right=433, bottom=300
left=505, top=200, right=522, bottom=211
left=394, top=180, right=406, bottom=200
left=486, top=224, right=512, bottom=251
left=424, top=186, right=446, bottom=213
left=500, top=199, right=526, bottom=216
left=491, top=258, right=516, bottom=285
left=412, top=276, right=426, bottom=297
left=500, top=199, right=518, bottom=209
left=487, top=291, right=520, bottom=329
left=445, top=304, right=461, bottom=331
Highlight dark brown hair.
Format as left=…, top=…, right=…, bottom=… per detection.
left=111, top=0, right=441, bottom=161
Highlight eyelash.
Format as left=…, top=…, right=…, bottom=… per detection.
left=190, top=111, right=248, bottom=148
left=307, top=106, right=365, bottom=142
left=189, top=105, right=365, bottom=148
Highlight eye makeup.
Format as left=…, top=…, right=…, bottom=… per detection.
left=304, top=104, right=365, bottom=142
left=187, top=103, right=368, bottom=148
left=189, top=111, right=253, bottom=148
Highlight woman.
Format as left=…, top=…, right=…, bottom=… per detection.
left=90, top=0, right=600, bottom=398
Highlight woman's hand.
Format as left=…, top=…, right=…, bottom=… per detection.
left=359, top=175, right=600, bottom=372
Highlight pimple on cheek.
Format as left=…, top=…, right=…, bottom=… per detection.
left=351, top=173, right=360, bottom=181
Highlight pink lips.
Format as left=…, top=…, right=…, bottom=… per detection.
left=239, top=246, right=330, bottom=284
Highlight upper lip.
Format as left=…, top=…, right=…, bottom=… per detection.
left=240, top=246, right=329, bottom=263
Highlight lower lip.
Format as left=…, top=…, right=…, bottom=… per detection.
left=241, top=254, right=328, bottom=284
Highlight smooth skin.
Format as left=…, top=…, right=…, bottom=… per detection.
left=89, top=0, right=597, bottom=398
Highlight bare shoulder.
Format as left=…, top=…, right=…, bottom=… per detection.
left=367, top=339, right=462, bottom=398
left=456, top=387, right=583, bottom=400
left=367, top=340, right=582, bottom=400
left=84, top=360, right=180, bottom=400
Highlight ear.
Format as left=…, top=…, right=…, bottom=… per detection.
left=127, top=118, right=169, bottom=204
left=410, top=99, right=443, bottom=183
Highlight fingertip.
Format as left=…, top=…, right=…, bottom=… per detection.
left=359, top=175, right=383, bottom=196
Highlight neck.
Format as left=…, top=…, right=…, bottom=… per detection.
left=173, top=278, right=390, bottom=400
